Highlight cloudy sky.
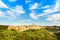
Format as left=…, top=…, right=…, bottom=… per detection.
left=0, top=0, right=60, bottom=26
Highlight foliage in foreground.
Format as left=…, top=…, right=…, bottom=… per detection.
left=0, top=29, right=57, bottom=40
left=0, top=25, right=8, bottom=32
left=54, top=32, right=60, bottom=40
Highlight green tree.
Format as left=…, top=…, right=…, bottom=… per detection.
left=0, top=30, right=18, bottom=40
left=18, top=29, right=57, bottom=40
left=0, top=29, right=57, bottom=40
left=0, top=25, right=8, bottom=32
left=54, top=32, right=60, bottom=40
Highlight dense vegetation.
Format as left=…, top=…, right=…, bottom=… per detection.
left=54, top=32, right=60, bottom=40
left=45, top=26, right=60, bottom=32
left=0, top=25, right=8, bottom=32
left=0, top=29, right=57, bottom=40
left=0, top=25, right=60, bottom=40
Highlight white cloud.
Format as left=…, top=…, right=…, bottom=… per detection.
left=0, top=11, right=6, bottom=17
left=26, top=0, right=31, bottom=3
left=42, top=0, right=60, bottom=15
left=54, top=0, right=60, bottom=11
left=6, top=10, right=16, bottom=20
left=0, top=0, right=8, bottom=8
left=44, top=0, right=60, bottom=22
left=0, top=10, right=16, bottom=20
left=29, top=3, right=39, bottom=10
left=30, top=12, right=43, bottom=20
left=46, top=14, right=60, bottom=22
left=30, top=13, right=38, bottom=19
left=29, top=5, right=51, bottom=19
left=0, top=4, right=25, bottom=20
left=9, top=0, right=16, bottom=2
left=29, top=0, right=60, bottom=20
left=14, top=5, right=25, bottom=15
left=19, top=19, right=32, bottom=22
left=41, top=5, right=50, bottom=8
left=9, top=5, right=25, bottom=15
left=0, top=0, right=25, bottom=15
left=5, top=5, right=25, bottom=20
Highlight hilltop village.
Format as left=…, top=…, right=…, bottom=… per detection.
left=7, top=24, right=45, bottom=32
left=0, top=24, right=60, bottom=32
left=0, top=24, right=60, bottom=40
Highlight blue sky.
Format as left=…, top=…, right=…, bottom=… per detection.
left=0, top=0, right=60, bottom=26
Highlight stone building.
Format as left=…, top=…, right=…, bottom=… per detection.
left=7, top=24, right=43, bottom=32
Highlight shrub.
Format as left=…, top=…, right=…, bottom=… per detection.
left=0, top=29, right=57, bottom=40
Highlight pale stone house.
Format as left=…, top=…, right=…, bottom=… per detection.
left=7, top=24, right=44, bottom=32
